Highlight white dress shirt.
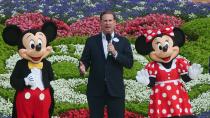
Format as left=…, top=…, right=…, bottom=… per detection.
left=101, top=32, right=117, bottom=58
left=31, top=68, right=44, bottom=91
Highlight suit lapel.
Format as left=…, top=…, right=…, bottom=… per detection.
left=96, top=33, right=106, bottom=60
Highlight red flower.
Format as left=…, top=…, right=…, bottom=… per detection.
left=5, top=12, right=71, bottom=37
left=5, top=12, right=184, bottom=38
left=59, top=108, right=144, bottom=118
left=68, top=14, right=183, bottom=38
left=118, top=13, right=184, bottom=37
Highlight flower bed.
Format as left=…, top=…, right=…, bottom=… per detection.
left=5, top=12, right=184, bottom=37
left=59, top=108, right=144, bottom=118
left=0, top=0, right=209, bottom=23
left=69, top=13, right=183, bottom=37
left=0, top=43, right=210, bottom=116
left=0, top=1, right=210, bottom=117
left=5, top=12, right=70, bottom=37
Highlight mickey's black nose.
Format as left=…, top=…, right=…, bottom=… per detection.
left=36, top=45, right=41, bottom=51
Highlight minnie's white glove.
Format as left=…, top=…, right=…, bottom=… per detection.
left=188, top=63, right=203, bottom=80
left=136, top=69, right=150, bottom=86
left=24, top=72, right=37, bottom=90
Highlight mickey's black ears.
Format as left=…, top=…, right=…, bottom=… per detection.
left=173, top=27, right=185, bottom=47
left=135, top=35, right=153, bottom=55
left=2, top=25, right=22, bottom=46
left=41, top=22, right=57, bottom=43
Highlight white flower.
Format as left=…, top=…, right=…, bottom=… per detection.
left=191, top=90, right=210, bottom=114
left=188, top=13, right=197, bottom=19
left=74, top=44, right=84, bottom=56
left=5, top=53, right=21, bottom=71
left=55, top=45, right=69, bottom=54
left=174, top=10, right=181, bottom=16
left=0, top=97, right=13, bottom=116
left=47, top=55, right=79, bottom=64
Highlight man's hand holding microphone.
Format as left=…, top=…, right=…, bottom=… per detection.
left=106, top=33, right=117, bottom=57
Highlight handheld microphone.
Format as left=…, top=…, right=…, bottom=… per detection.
left=106, top=33, right=112, bottom=56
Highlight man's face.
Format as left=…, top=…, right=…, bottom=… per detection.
left=100, top=14, right=116, bottom=34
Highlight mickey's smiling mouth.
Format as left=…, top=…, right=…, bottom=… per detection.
left=30, top=56, right=41, bottom=61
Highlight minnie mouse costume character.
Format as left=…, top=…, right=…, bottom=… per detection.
left=135, top=27, right=203, bottom=118
left=2, top=22, right=57, bottom=118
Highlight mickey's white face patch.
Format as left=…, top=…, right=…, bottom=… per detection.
left=20, top=32, right=49, bottom=63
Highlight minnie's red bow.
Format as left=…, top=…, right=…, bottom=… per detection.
left=143, top=26, right=175, bottom=43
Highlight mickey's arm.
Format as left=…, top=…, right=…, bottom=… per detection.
left=10, top=60, right=26, bottom=91
left=45, top=60, right=55, bottom=116
left=47, top=61, right=54, bottom=81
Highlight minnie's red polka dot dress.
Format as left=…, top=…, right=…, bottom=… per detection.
left=146, top=57, right=193, bottom=118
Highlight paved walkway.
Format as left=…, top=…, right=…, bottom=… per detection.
left=197, top=110, right=210, bottom=118
left=192, top=0, right=210, bottom=3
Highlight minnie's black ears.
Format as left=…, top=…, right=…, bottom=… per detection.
left=173, top=27, right=185, bottom=47
left=135, top=35, right=153, bottom=55
left=2, top=25, right=22, bottom=46
left=41, top=22, right=57, bottom=43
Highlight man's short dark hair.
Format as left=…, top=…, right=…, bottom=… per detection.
left=100, top=10, right=117, bottom=20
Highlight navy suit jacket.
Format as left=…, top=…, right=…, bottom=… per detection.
left=80, top=33, right=133, bottom=98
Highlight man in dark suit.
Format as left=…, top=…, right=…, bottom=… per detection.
left=79, top=10, right=133, bottom=118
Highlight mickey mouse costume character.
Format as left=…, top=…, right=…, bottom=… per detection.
left=2, top=22, right=57, bottom=118
left=135, top=26, right=203, bottom=118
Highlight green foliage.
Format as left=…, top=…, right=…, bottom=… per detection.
left=181, top=18, right=210, bottom=41
left=124, top=61, right=144, bottom=80
left=74, top=83, right=87, bottom=94
left=52, top=62, right=81, bottom=79
left=189, top=84, right=210, bottom=99
left=180, top=18, right=210, bottom=73
left=0, top=87, right=15, bottom=101
left=51, top=36, right=88, bottom=46
left=0, top=24, right=4, bottom=31
left=127, top=36, right=136, bottom=44
left=180, top=36, right=210, bottom=73
left=67, top=44, right=76, bottom=54
left=0, top=16, right=9, bottom=25
left=52, top=44, right=75, bottom=55
left=54, top=102, right=88, bottom=115
left=0, top=24, right=17, bottom=73
left=54, top=101, right=148, bottom=116
left=125, top=101, right=148, bottom=116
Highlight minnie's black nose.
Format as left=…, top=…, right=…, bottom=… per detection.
left=163, top=45, right=168, bottom=52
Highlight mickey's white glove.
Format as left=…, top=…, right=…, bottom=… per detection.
left=188, top=63, right=203, bottom=80
left=136, top=69, right=150, bottom=86
left=24, top=72, right=37, bottom=90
